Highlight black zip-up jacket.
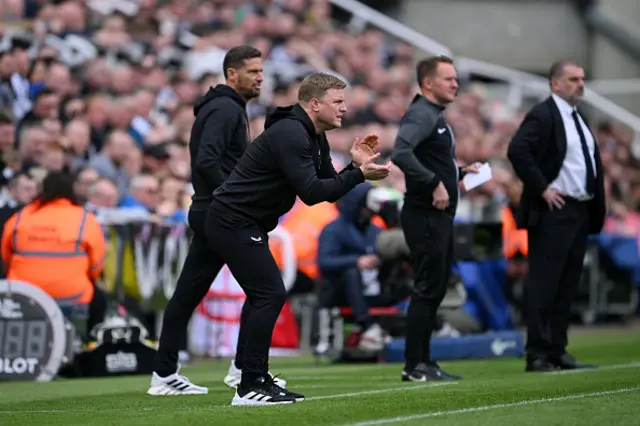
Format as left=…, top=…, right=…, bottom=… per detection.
left=391, top=94, right=465, bottom=213
left=189, top=84, right=249, bottom=210
left=210, top=104, right=365, bottom=232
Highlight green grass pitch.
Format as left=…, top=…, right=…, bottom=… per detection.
left=1, top=329, right=639, bottom=425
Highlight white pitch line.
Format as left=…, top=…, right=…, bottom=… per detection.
left=292, top=376, right=402, bottom=381
left=306, top=382, right=457, bottom=401
left=0, top=382, right=457, bottom=414
left=344, top=386, right=640, bottom=426
left=3, top=361, right=639, bottom=416
left=547, top=361, right=640, bottom=375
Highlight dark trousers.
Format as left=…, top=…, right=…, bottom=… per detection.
left=203, top=212, right=287, bottom=385
left=319, top=268, right=373, bottom=329
left=154, top=209, right=224, bottom=375
left=155, top=209, right=286, bottom=382
left=525, top=199, right=589, bottom=361
left=401, top=205, right=454, bottom=369
left=87, top=285, right=108, bottom=333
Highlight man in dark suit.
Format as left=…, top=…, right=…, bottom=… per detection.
left=508, top=60, right=605, bottom=372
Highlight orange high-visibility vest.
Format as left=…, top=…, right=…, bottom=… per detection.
left=502, top=205, right=528, bottom=258
left=1, top=199, right=107, bottom=304
left=271, top=200, right=338, bottom=280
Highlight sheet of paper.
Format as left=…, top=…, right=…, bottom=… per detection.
left=463, top=162, right=492, bottom=191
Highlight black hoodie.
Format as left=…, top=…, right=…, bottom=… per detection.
left=189, top=84, right=249, bottom=210
left=210, top=104, right=365, bottom=233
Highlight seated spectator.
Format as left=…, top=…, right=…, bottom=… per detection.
left=120, top=174, right=158, bottom=210
left=604, top=199, right=640, bottom=239
left=85, top=177, right=152, bottom=235
left=0, top=110, right=15, bottom=187
left=64, top=118, right=95, bottom=171
left=40, top=143, right=66, bottom=172
left=17, top=88, right=60, bottom=136
left=87, top=130, right=135, bottom=198
left=142, top=143, right=171, bottom=176
left=87, top=178, right=119, bottom=210
left=0, top=171, right=38, bottom=211
left=317, top=183, right=386, bottom=352
left=1, top=171, right=107, bottom=332
left=17, top=122, right=48, bottom=171
left=73, top=167, right=100, bottom=204
left=120, top=174, right=186, bottom=224
left=0, top=172, right=38, bottom=261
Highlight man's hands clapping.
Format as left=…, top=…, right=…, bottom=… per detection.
left=351, top=133, right=391, bottom=181
left=350, top=134, right=379, bottom=167
left=360, top=153, right=391, bottom=181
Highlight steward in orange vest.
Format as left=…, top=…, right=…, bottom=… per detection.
left=2, top=172, right=107, bottom=309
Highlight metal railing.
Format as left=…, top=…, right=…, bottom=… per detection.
left=97, top=218, right=297, bottom=305
left=329, top=0, right=640, bottom=138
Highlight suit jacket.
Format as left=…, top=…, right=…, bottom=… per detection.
left=507, top=96, right=606, bottom=235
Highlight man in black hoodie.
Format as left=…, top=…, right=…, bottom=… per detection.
left=148, top=45, right=264, bottom=396
left=205, top=73, right=390, bottom=406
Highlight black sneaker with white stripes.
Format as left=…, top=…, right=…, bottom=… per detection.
left=231, top=376, right=300, bottom=406
left=402, top=361, right=463, bottom=382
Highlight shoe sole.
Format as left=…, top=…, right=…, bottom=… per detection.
left=147, top=386, right=209, bottom=396
left=401, top=373, right=427, bottom=382
left=231, top=395, right=295, bottom=406
left=401, top=373, right=458, bottom=382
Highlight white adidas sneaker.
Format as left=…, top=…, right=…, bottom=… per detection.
left=147, top=370, right=208, bottom=396
left=223, top=359, right=287, bottom=389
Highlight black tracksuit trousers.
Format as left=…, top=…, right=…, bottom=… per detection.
left=154, top=209, right=223, bottom=376
left=400, top=205, right=454, bottom=370
left=154, top=208, right=287, bottom=386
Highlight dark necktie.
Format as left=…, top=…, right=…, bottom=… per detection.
left=571, top=110, right=596, bottom=196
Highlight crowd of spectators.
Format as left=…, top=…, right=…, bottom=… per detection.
left=0, top=0, right=638, bottom=243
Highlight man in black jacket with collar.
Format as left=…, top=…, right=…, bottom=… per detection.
left=391, top=56, right=479, bottom=383
left=508, top=59, right=605, bottom=372
left=149, top=45, right=265, bottom=396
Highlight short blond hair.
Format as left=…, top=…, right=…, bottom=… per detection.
left=298, top=73, right=347, bottom=102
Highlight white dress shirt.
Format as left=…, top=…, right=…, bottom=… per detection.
left=549, top=94, right=597, bottom=199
